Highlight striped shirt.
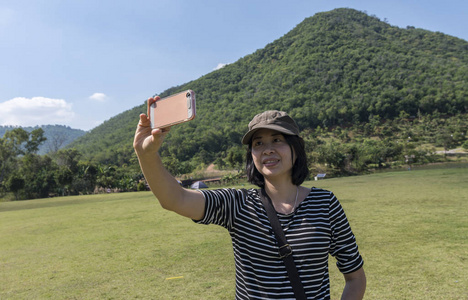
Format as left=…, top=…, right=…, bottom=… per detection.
left=195, top=188, right=364, bottom=300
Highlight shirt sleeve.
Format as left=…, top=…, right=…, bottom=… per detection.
left=193, top=188, right=245, bottom=230
left=328, top=192, right=364, bottom=274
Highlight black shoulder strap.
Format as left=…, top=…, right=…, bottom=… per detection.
left=259, top=188, right=307, bottom=300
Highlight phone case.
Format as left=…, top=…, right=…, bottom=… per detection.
left=150, top=90, right=196, bottom=129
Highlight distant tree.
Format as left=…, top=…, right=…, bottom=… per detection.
left=55, top=166, right=74, bottom=196
left=3, top=128, right=29, bottom=155
left=0, top=128, right=29, bottom=192
left=6, top=173, right=25, bottom=200
left=316, top=141, right=348, bottom=173
left=225, top=146, right=244, bottom=171
left=0, top=138, right=15, bottom=190
left=47, top=131, right=68, bottom=154
left=436, top=131, right=456, bottom=157
left=25, top=128, right=47, bottom=154
left=69, top=163, right=98, bottom=195
left=53, top=148, right=82, bottom=173
left=20, top=154, right=57, bottom=199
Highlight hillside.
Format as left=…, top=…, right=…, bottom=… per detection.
left=69, top=8, right=468, bottom=171
left=0, top=125, right=86, bottom=155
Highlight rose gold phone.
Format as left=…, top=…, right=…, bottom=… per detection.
left=150, top=90, right=196, bottom=129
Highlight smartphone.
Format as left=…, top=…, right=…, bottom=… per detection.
left=150, top=90, right=196, bottom=129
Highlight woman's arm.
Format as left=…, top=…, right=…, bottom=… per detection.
left=341, top=267, right=366, bottom=300
left=133, top=97, right=205, bottom=220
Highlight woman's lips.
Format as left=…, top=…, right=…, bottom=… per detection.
left=263, top=159, right=279, bottom=167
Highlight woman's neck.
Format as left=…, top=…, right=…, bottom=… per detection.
left=263, top=180, right=297, bottom=205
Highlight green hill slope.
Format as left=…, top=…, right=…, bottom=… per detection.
left=69, top=8, right=468, bottom=170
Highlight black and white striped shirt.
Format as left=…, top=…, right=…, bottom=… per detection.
left=195, top=188, right=364, bottom=299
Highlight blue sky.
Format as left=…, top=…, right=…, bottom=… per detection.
left=1, top=0, right=467, bottom=131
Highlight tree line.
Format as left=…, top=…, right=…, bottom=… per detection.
left=1, top=112, right=466, bottom=201
left=0, top=128, right=145, bottom=201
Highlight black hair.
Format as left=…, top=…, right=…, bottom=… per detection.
left=245, top=134, right=309, bottom=187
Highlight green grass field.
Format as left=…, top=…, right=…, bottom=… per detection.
left=1, top=168, right=467, bottom=299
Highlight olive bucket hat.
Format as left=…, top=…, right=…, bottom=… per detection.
left=241, top=110, right=300, bottom=145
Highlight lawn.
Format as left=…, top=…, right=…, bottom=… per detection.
left=1, top=167, right=467, bottom=299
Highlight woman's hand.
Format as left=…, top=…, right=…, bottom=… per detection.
left=133, top=97, right=171, bottom=157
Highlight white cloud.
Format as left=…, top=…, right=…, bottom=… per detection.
left=89, top=92, right=108, bottom=102
left=213, top=63, right=228, bottom=70
left=0, top=97, right=75, bottom=127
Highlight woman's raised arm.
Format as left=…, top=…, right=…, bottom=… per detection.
left=133, top=97, right=205, bottom=220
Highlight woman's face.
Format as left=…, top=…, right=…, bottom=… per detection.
left=250, top=128, right=295, bottom=182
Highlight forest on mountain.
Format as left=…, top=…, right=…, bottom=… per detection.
left=70, top=8, right=467, bottom=168
left=1, top=8, right=467, bottom=200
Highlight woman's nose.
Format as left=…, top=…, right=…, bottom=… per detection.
left=262, top=144, right=275, bottom=154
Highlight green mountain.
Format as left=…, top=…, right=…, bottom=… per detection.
left=0, top=125, right=86, bottom=155
left=69, top=8, right=468, bottom=171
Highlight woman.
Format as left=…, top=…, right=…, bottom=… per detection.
left=134, top=98, right=366, bottom=299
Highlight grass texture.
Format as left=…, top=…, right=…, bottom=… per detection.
left=1, top=167, right=467, bottom=299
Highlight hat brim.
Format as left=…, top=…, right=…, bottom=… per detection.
left=241, top=125, right=298, bottom=145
